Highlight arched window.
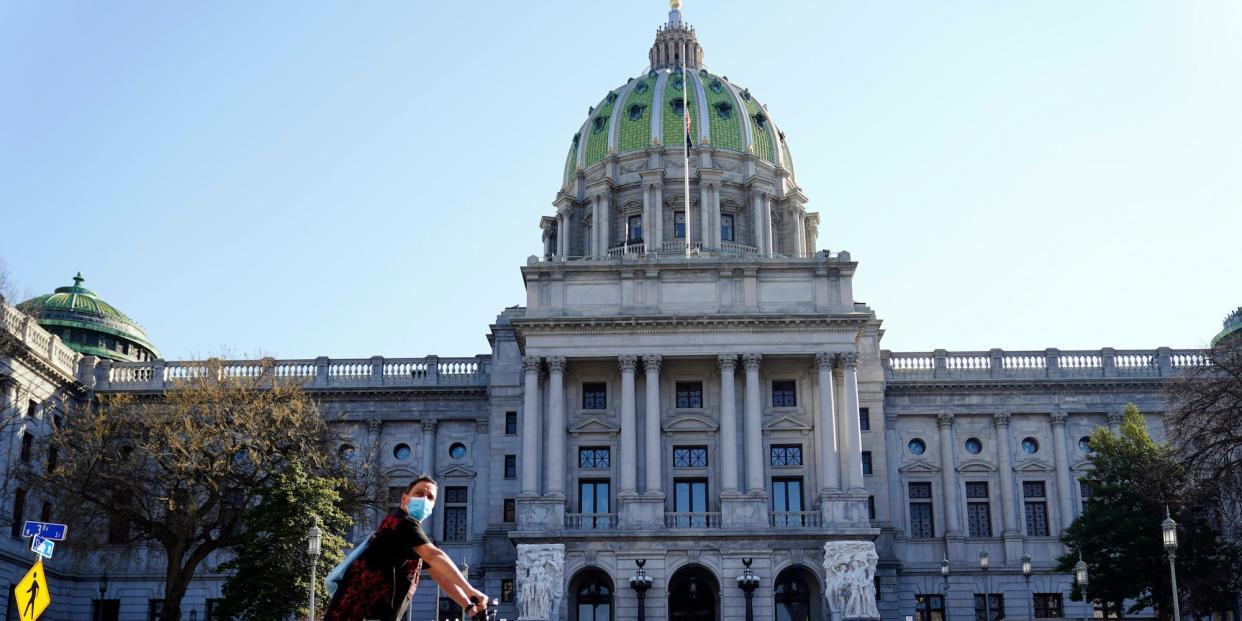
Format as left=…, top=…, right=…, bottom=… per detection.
left=774, top=567, right=819, bottom=621
left=570, top=569, right=614, bottom=621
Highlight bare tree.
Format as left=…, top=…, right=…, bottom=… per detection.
left=1166, top=315, right=1242, bottom=539
left=19, top=358, right=365, bottom=621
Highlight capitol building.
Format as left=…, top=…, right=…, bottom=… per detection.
left=0, top=4, right=1225, bottom=621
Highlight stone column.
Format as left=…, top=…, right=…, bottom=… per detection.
left=884, top=412, right=906, bottom=533
left=653, top=183, right=664, bottom=250
left=840, top=353, right=865, bottom=491
left=751, top=192, right=766, bottom=256
left=1051, top=412, right=1075, bottom=532
left=763, top=196, right=775, bottom=256
left=418, top=419, right=437, bottom=538
left=937, top=413, right=962, bottom=537
left=815, top=353, right=841, bottom=492
left=742, top=353, right=765, bottom=493
left=521, top=356, right=542, bottom=495
left=590, top=196, right=601, bottom=258
left=1107, top=410, right=1123, bottom=434
left=619, top=355, right=639, bottom=494
left=643, top=355, right=663, bottom=495
left=545, top=356, right=567, bottom=497
left=557, top=212, right=568, bottom=257
left=994, top=414, right=1021, bottom=541
left=718, top=354, right=740, bottom=493
left=794, top=211, right=806, bottom=256
left=599, top=194, right=611, bottom=256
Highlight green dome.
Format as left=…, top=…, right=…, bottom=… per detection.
left=18, top=273, right=159, bottom=362
left=1212, top=306, right=1242, bottom=347
left=562, top=6, right=795, bottom=187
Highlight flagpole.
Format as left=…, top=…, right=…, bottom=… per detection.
left=682, top=41, right=692, bottom=257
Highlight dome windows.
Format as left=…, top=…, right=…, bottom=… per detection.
left=571, top=133, right=580, bottom=147
left=671, top=77, right=684, bottom=91
left=634, top=81, right=649, bottom=95
left=714, top=101, right=733, bottom=119
left=592, top=116, right=607, bottom=134
left=752, top=112, right=768, bottom=129
left=628, top=104, right=646, bottom=121
left=670, top=98, right=685, bottom=116
left=709, top=79, right=724, bottom=94
left=741, top=88, right=752, bottom=101
left=606, top=91, right=618, bottom=104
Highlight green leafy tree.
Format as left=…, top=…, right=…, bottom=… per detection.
left=1058, top=405, right=1241, bottom=619
left=215, top=459, right=352, bottom=621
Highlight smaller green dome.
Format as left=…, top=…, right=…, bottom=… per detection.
left=1212, top=306, right=1242, bottom=347
left=18, top=273, right=159, bottom=362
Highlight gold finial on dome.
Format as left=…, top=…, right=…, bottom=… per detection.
left=670, top=0, right=681, bottom=8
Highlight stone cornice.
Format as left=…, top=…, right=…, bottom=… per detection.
left=513, top=314, right=869, bottom=338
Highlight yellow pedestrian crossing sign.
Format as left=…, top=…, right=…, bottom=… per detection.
left=14, top=559, right=50, bottom=621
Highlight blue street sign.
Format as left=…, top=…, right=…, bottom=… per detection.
left=21, top=522, right=66, bottom=541
left=30, top=536, right=54, bottom=559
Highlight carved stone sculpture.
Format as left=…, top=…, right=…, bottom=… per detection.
left=516, top=543, right=566, bottom=621
left=823, top=541, right=881, bottom=620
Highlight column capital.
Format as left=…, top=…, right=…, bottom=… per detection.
left=1050, top=412, right=1068, bottom=426
left=643, top=354, right=663, bottom=374
left=993, top=412, right=1011, bottom=427
left=839, top=352, right=860, bottom=369
left=522, top=356, right=542, bottom=373
left=936, top=413, right=955, bottom=429
left=421, top=419, right=438, bottom=433
left=742, top=353, right=763, bottom=370
left=546, top=356, right=567, bottom=373
left=717, top=354, right=737, bottom=372
left=618, top=355, right=639, bottom=373
left=814, top=352, right=836, bottom=370
left=1107, top=411, right=1124, bottom=426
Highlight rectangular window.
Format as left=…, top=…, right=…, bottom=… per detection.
left=501, top=579, right=515, bottom=603
left=861, top=451, right=873, bottom=475
left=672, top=478, right=709, bottom=527
left=10, top=488, right=24, bottom=539
left=20, top=432, right=32, bottom=463
left=388, top=486, right=406, bottom=512
left=26, top=400, right=36, bottom=418
left=582, top=382, right=607, bottom=409
left=443, top=486, right=468, bottom=541
left=674, top=211, right=686, bottom=238
left=859, top=407, right=871, bottom=431
left=628, top=214, right=643, bottom=242
left=92, top=600, right=121, bottom=621
left=503, top=498, right=516, bottom=523
left=675, top=381, right=703, bottom=409
left=445, top=486, right=468, bottom=504
left=770, top=444, right=803, bottom=466
left=909, top=482, right=934, bottom=538
left=771, top=477, right=804, bottom=525
left=1024, top=481, right=1049, bottom=537
left=148, top=600, right=165, bottom=621
left=966, top=481, right=992, bottom=536
left=578, top=479, right=611, bottom=528
left=721, top=214, right=735, bottom=242
left=915, top=594, right=946, bottom=621
left=578, top=447, right=610, bottom=469
left=1080, top=479, right=1094, bottom=500
left=673, top=446, right=708, bottom=468
left=40, top=502, right=51, bottom=524
left=1034, top=593, right=1063, bottom=618
left=771, top=380, right=797, bottom=407
left=868, top=495, right=876, bottom=520
left=47, top=446, right=57, bottom=473
left=504, top=455, right=517, bottom=479
left=505, top=411, right=518, bottom=435
left=973, top=594, right=1005, bottom=621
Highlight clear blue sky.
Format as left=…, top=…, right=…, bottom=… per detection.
left=2, top=1, right=1239, bottom=360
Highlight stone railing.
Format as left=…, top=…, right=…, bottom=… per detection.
left=564, top=513, right=618, bottom=530
left=97, top=355, right=490, bottom=391
left=664, top=512, right=722, bottom=529
left=770, top=511, right=822, bottom=528
left=0, top=300, right=80, bottom=378
left=882, top=348, right=1209, bottom=381
left=606, top=242, right=646, bottom=258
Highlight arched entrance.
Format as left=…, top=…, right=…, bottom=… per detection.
left=774, top=566, right=822, bottom=621
left=569, top=568, right=614, bottom=621
left=668, top=565, right=719, bottom=621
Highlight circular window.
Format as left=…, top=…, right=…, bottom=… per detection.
left=964, top=438, right=983, bottom=455
left=338, top=444, right=355, bottom=461
left=393, top=443, right=411, bottom=460
left=1078, top=436, right=1092, bottom=453
left=908, top=438, right=927, bottom=455
left=449, top=442, right=467, bottom=459
left=1022, top=437, right=1040, bottom=454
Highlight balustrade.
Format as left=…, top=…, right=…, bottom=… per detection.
left=92, top=356, right=488, bottom=391
left=883, top=347, right=1207, bottom=380
left=564, top=513, right=618, bottom=530
left=664, top=512, right=721, bottom=529
left=770, top=511, right=821, bottom=528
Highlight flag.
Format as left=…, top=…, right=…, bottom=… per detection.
left=684, top=106, right=693, bottom=149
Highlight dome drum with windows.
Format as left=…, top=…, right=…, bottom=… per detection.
left=18, top=273, right=159, bottom=362
left=545, top=2, right=817, bottom=261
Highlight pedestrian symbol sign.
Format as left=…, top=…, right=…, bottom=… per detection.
left=14, top=559, right=50, bottom=621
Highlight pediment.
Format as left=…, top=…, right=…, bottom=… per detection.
left=569, top=417, right=620, bottom=436
left=1013, top=458, right=1054, bottom=473
left=1070, top=460, right=1094, bottom=472
left=383, top=467, right=420, bottom=479
left=898, top=459, right=941, bottom=474
left=663, top=414, right=719, bottom=433
left=763, top=414, right=813, bottom=432
left=436, top=465, right=478, bottom=479
left=957, top=459, right=997, bottom=473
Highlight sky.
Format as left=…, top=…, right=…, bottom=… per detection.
left=1, top=1, right=1239, bottom=360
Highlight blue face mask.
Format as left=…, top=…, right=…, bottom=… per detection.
left=405, top=496, right=434, bottom=522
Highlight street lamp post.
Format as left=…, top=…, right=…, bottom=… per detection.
left=1162, top=508, right=1182, bottom=621
left=1021, top=554, right=1032, bottom=621
left=308, top=517, right=322, bottom=621
left=736, top=558, right=761, bottom=621
left=629, top=559, right=653, bottom=621
left=1074, top=553, right=1089, bottom=618
left=95, top=573, right=109, bottom=621
left=980, top=551, right=991, bottom=621
left=941, top=557, right=951, bottom=621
